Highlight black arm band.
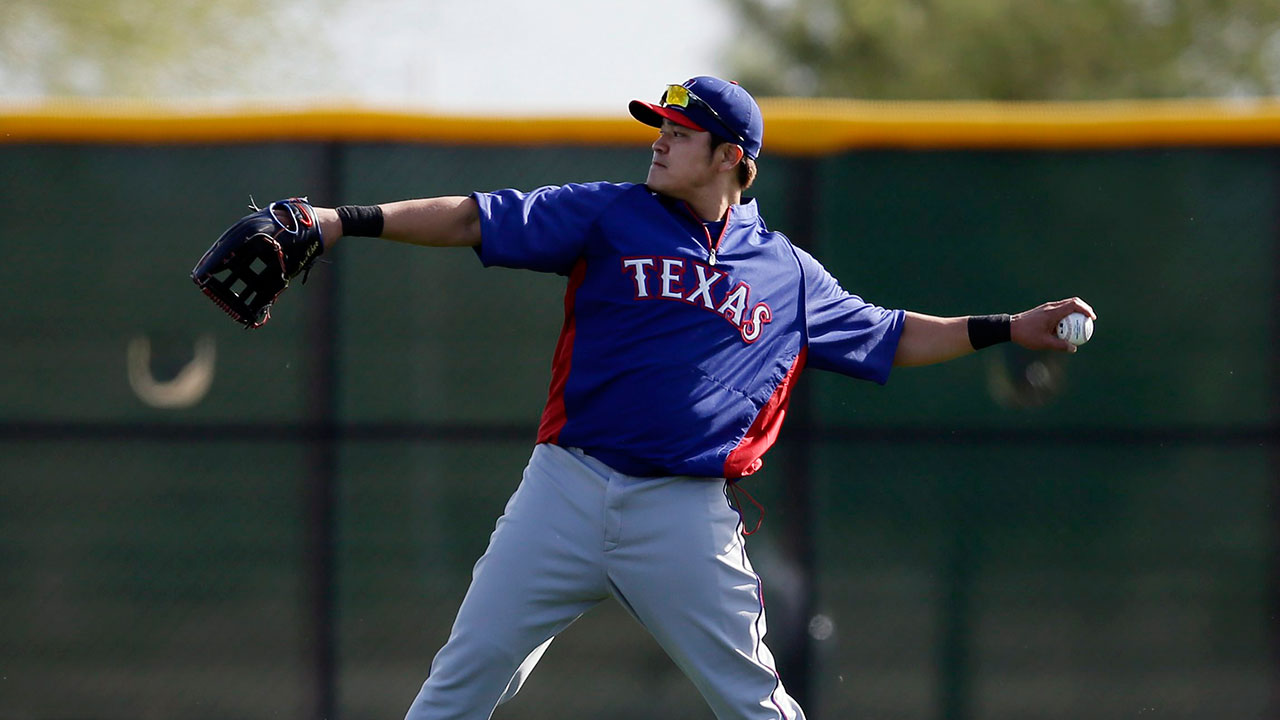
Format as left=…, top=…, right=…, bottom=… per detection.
left=335, top=204, right=384, bottom=238
left=967, top=314, right=1012, bottom=350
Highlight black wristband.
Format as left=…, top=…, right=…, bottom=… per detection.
left=335, top=204, right=384, bottom=238
left=967, top=314, right=1012, bottom=350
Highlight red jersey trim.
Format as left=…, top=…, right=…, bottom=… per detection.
left=723, top=347, right=808, bottom=479
left=537, top=258, right=588, bottom=444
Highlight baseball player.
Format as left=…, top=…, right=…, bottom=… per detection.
left=307, top=76, right=1095, bottom=720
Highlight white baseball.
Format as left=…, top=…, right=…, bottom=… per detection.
left=1056, top=312, right=1094, bottom=346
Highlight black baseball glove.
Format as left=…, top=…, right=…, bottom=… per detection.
left=191, top=197, right=325, bottom=328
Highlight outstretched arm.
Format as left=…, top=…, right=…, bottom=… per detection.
left=893, top=297, right=1096, bottom=367
left=314, top=197, right=482, bottom=250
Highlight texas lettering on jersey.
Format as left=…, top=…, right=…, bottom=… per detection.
left=621, top=256, right=773, bottom=343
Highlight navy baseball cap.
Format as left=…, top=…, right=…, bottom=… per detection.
left=629, top=76, right=764, bottom=159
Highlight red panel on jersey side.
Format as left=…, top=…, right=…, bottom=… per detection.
left=537, top=258, right=588, bottom=444
left=723, top=347, right=808, bottom=479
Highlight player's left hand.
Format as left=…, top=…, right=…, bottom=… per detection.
left=191, top=197, right=325, bottom=328
left=1011, top=297, right=1096, bottom=353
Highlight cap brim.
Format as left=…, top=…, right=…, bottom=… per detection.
left=628, top=100, right=707, bottom=132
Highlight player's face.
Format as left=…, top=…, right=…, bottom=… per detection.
left=645, top=119, right=719, bottom=198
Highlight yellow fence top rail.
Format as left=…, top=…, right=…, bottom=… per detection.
left=3, top=97, right=1280, bottom=151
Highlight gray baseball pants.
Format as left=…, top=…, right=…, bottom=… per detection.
left=402, top=442, right=805, bottom=720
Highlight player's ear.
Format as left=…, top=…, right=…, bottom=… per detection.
left=719, top=143, right=745, bottom=171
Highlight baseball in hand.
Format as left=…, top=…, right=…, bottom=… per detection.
left=1056, top=312, right=1094, bottom=346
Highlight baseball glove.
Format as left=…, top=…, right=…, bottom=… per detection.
left=191, top=197, right=325, bottom=328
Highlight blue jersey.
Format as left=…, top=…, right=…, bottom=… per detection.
left=473, top=182, right=904, bottom=479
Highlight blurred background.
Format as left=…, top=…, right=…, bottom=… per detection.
left=1, top=1, right=1278, bottom=719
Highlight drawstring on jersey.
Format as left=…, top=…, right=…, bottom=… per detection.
left=726, top=480, right=765, bottom=536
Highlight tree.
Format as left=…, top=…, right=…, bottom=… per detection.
left=0, top=0, right=335, bottom=98
left=723, top=0, right=1280, bottom=100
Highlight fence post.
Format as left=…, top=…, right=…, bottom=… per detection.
left=775, top=155, right=821, bottom=711
left=301, top=141, right=343, bottom=720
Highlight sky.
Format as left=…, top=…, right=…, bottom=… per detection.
left=319, top=0, right=736, bottom=115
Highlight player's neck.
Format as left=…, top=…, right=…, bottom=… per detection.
left=680, top=187, right=742, bottom=222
